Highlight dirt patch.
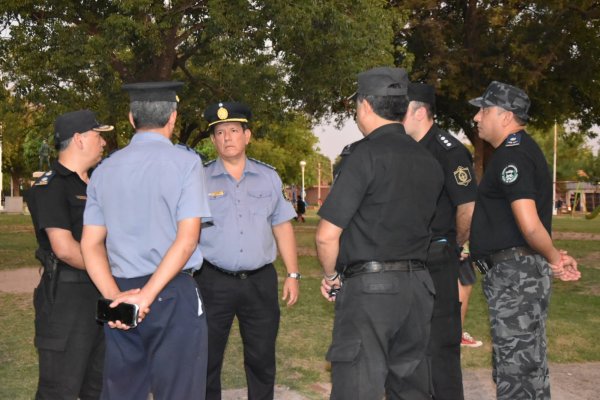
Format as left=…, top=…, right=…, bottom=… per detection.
left=553, top=232, right=600, bottom=241
left=0, top=267, right=39, bottom=293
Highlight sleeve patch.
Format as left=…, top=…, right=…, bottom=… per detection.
left=501, top=164, right=519, bottom=185
left=453, top=166, right=472, bottom=186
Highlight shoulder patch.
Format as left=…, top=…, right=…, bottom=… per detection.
left=505, top=132, right=522, bottom=147
left=500, top=164, right=519, bottom=185
left=203, top=159, right=217, bottom=167
left=453, top=166, right=473, bottom=186
left=33, top=170, right=56, bottom=186
left=248, top=157, right=276, bottom=170
left=435, top=132, right=457, bottom=151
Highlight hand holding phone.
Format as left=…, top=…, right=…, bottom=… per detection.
left=96, top=298, right=140, bottom=328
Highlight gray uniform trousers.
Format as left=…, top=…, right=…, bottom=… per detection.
left=483, top=254, right=552, bottom=400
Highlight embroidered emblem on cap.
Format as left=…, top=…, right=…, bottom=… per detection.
left=217, top=104, right=228, bottom=120
left=501, top=164, right=519, bottom=184
left=453, top=166, right=472, bottom=186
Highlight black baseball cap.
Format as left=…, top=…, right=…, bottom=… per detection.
left=203, top=101, right=252, bottom=128
left=349, top=67, right=409, bottom=100
left=469, top=81, right=530, bottom=122
left=408, top=82, right=436, bottom=113
left=122, top=81, right=184, bottom=102
left=54, top=109, right=113, bottom=144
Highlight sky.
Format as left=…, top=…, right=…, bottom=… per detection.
left=313, top=119, right=363, bottom=161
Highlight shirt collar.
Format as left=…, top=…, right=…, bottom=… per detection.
left=131, top=131, right=173, bottom=146
left=211, top=157, right=259, bottom=177
left=367, top=122, right=406, bottom=140
left=53, top=160, right=77, bottom=177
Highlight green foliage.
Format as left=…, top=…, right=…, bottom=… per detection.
left=393, top=1, right=600, bottom=172
left=0, top=0, right=397, bottom=183
left=528, top=125, right=600, bottom=182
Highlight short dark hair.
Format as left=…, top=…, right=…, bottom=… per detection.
left=357, top=89, right=409, bottom=122
left=411, top=101, right=434, bottom=120
left=130, top=101, right=177, bottom=129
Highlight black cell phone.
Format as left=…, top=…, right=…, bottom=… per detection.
left=96, top=298, right=139, bottom=328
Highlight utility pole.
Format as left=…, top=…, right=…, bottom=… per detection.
left=553, top=121, right=558, bottom=216
left=317, top=162, right=321, bottom=206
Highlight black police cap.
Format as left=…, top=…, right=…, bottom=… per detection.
left=54, top=109, right=113, bottom=144
left=203, top=102, right=252, bottom=128
left=348, top=67, right=409, bottom=101
left=122, top=81, right=183, bottom=102
left=408, top=83, right=436, bottom=113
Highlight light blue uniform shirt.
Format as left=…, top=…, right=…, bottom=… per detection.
left=200, top=157, right=296, bottom=271
left=84, top=132, right=211, bottom=278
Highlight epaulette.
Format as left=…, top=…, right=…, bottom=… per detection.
left=435, top=132, right=457, bottom=151
left=203, top=159, right=217, bottom=167
left=33, top=170, right=56, bottom=186
left=505, top=132, right=522, bottom=147
left=176, top=143, right=203, bottom=159
left=340, top=137, right=367, bottom=156
left=248, top=157, right=276, bottom=170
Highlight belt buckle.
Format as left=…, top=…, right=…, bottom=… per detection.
left=239, top=272, right=248, bottom=280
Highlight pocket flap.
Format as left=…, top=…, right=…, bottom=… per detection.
left=35, top=335, right=68, bottom=351
left=326, top=339, right=361, bottom=362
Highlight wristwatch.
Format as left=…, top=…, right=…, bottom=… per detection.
left=287, top=272, right=302, bottom=280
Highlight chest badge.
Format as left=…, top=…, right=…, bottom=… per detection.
left=453, top=166, right=472, bottom=186
left=76, top=195, right=87, bottom=200
left=501, top=164, right=519, bottom=184
left=209, top=191, right=225, bottom=198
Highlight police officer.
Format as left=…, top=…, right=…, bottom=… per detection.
left=194, top=101, right=300, bottom=400
left=404, top=82, right=477, bottom=399
left=469, top=81, right=581, bottom=399
left=81, top=82, right=211, bottom=399
left=26, top=109, right=111, bottom=399
left=317, top=67, right=443, bottom=400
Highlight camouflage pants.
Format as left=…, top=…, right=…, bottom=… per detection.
left=482, top=254, right=552, bottom=400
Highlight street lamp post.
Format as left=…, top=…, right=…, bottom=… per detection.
left=299, top=160, right=306, bottom=201
left=0, top=123, right=3, bottom=211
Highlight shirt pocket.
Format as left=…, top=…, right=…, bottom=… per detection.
left=248, top=190, right=273, bottom=215
left=207, top=192, right=229, bottom=217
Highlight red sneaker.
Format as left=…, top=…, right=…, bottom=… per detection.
left=461, top=331, right=483, bottom=348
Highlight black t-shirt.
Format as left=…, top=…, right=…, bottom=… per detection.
left=319, top=123, right=444, bottom=270
left=420, top=125, right=478, bottom=244
left=470, top=130, right=552, bottom=259
left=26, top=161, right=88, bottom=256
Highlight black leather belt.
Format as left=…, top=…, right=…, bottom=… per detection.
left=474, top=246, right=538, bottom=274
left=57, top=265, right=92, bottom=283
left=197, top=261, right=270, bottom=280
left=343, top=260, right=425, bottom=279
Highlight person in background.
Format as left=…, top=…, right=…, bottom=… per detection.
left=295, top=194, right=306, bottom=222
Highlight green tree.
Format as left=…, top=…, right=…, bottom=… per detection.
left=393, top=1, right=600, bottom=177
left=0, top=0, right=397, bottom=183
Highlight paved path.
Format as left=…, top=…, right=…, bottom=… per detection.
left=2, top=268, right=598, bottom=399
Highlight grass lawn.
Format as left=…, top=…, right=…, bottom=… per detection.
left=0, top=211, right=598, bottom=399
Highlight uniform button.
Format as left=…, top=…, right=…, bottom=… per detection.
left=239, top=214, right=242, bottom=217
left=240, top=249, right=243, bottom=253
left=237, top=200, right=240, bottom=203
left=240, top=231, right=243, bottom=235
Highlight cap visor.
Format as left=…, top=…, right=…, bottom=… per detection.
left=468, top=97, right=486, bottom=107
left=93, top=124, right=114, bottom=132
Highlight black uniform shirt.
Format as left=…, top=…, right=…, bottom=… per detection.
left=470, top=130, right=552, bottom=259
left=319, top=123, right=444, bottom=270
left=26, top=161, right=88, bottom=255
left=420, top=125, right=478, bottom=245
